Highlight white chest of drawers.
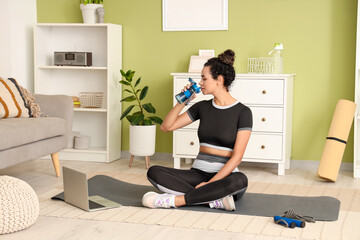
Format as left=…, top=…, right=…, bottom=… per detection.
left=172, top=73, right=295, bottom=175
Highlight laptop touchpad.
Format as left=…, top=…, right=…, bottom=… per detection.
left=89, top=195, right=121, bottom=207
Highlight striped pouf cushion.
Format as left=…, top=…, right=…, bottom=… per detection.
left=0, top=77, right=30, bottom=119
left=0, top=176, right=39, bottom=235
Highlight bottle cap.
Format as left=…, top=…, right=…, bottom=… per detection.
left=268, top=43, right=284, bottom=55
left=189, top=78, right=201, bottom=93
left=274, top=43, right=284, bottom=50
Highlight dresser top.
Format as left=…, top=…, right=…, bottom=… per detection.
left=171, top=73, right=295, bottom=78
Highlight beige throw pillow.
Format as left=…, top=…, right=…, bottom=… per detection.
left=0, top=77, right=30, bottom=119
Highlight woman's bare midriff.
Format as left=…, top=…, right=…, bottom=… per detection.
left=199, top=145, right=232, bottom=158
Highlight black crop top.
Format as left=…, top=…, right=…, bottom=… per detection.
left=187, top=99, right=252, bottom=151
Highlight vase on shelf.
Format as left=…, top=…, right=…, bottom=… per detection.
left=80, top=4, right=103, bottom=24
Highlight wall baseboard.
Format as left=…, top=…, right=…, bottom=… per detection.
left=121, top=151, right=173, bottom=161
left=121, top=151, right=353, bottom=172
left=289, top=159, right=352, bottom=172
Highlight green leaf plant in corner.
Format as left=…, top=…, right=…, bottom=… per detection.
left=119, top=70, right=163, bottom=126
left=80, top=0, right=103, bottom=4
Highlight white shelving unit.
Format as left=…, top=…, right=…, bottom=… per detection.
left=34, top=23, right=122, bottom=163
left=354, top=2, right=360, bottom=178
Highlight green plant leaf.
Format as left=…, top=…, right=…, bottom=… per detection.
left=143, top=118, right=152, bottom=125
left=148, top=116, right=163, bottom=125
left=126, top=115, right=133, bottom=123
left=120, top=105, right=135, bottom=120
left=131, top=113, right=144, bottom=125
left=133, top=111, right=143, bottom=115
left=120, top=96, right=136, bottom=102
left=134, top=77, right=141, bottom=88
left=124, top=89, right=133, bottom=94
left=120, top=69, right=127, bottom=77
left=140, top=86, right=148, bottom=100
left=132, top=111, right=142, bottom=115
left=143, top=103, right=156, bottom=113
left=119, top=80, right=130, bottom=86
left=128, top=71, right=135, bottom=82
left=81, top=0, right=103, bottom=4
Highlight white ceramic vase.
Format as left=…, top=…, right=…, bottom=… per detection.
left=129, top=125, right=156, bottom=156
left=80, top=4, right=103, bottom=24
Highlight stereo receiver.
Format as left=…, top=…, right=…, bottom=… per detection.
left=54, top=52, right=92, bottom=66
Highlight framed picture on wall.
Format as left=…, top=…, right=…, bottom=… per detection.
left=162, top=0, right=228, bottom=31
left=199, top=50, right=215, bottom=57
left=188, top=56, right=211, bottom=73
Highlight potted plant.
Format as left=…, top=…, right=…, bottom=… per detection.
left=119, top=70, right=163, bottom=168
left=80, top=0, right=103, bottom=24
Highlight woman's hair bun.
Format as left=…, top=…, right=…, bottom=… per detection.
left=218, top=49, right=235, bottom=66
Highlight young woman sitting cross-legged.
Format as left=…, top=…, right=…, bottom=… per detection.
left=142, top=49, right=252, bottom=211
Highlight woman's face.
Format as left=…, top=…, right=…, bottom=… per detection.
left=200, top=66, right=218, bottom=95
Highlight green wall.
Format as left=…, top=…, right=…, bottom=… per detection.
left=37, top=0, right=357, bottom=162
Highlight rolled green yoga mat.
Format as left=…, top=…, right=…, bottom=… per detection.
left=52, top=175, right=340, bottom=221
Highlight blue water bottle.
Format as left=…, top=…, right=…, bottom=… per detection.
left=175, top=78, right=201, bottom=104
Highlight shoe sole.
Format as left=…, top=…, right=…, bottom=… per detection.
left=224, top=195, right=236, bottom=211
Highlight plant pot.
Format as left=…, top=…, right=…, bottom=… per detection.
left=80, top=4, right=103, bottom=24
left=129, top=125, right=156, bottom=156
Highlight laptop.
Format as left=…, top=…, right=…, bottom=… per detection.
left=62, top=166, right=121, bottom=211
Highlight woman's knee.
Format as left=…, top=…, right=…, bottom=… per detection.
left=147, top=165, right=162, bottom=180
left=229, top=172, right=248, bottom=189
left=229, top=172, right=248, bottom=201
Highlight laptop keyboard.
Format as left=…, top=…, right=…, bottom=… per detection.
left=89, top=200, right=105, bottom=209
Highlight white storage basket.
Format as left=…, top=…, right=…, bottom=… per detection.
left=67, top=131, right=80, bottom=148
left=248, top=57, right=275, bottom=74
left=79, top=92, right=104, bottom=108
left=74, top=135, right=90, bottom=150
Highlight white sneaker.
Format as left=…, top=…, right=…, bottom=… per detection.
left=142, top=191, right=174, bottom=209
left=209, top=195, right=236, bottom=211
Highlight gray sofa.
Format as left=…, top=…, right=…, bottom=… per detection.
left=0, top=94, right=73, bottom=177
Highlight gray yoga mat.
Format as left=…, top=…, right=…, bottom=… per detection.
left=52, top=175, right=340, bottom=221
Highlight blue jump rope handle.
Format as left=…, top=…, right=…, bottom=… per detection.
left=274, top=216, right=306, bottom=228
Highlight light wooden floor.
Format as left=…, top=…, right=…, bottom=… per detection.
left=1, top=157, right=359, bottom=240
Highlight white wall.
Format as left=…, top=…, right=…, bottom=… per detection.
left=0, top=0, right=37, bottom=91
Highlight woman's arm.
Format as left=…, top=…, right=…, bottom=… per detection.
left=161, top=85, right=196, bottom=132
left=160, top=103, right=193, bottom=132
left=195, top=130, right=251, bottom=188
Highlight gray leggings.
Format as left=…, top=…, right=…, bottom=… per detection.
left=147, top=165, right=248, bottom=205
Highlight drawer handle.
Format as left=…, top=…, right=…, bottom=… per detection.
left=262, top=90, right=267, bottom=94
left=190, top=141, right=194, bottom=146
left=261, top=145, right=266, bottom=149
left=262, top=117, right=266, bottom=122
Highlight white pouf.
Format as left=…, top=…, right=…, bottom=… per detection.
left=0, top=176, right=39, bottom=235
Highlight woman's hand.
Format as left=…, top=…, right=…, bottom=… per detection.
left=182, top=84, right=196, bottom=105
left=182, top=84, right=192, bottom=92
left=195, top=182, right=208, bottom=189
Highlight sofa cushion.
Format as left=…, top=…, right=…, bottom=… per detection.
left=0, top=117, right=66, bottom=151
left=0, top=78, right=31, bottom=119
